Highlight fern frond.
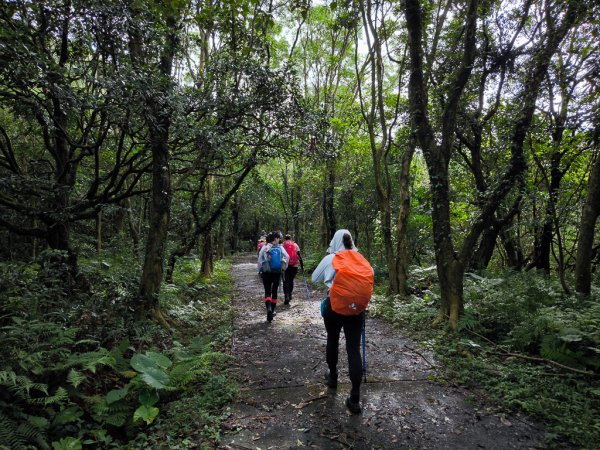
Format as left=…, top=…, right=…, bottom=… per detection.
left=67, top=369, right=86, bottom=389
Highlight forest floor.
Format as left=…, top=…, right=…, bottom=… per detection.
left=220, top=254, right=546, bottom=450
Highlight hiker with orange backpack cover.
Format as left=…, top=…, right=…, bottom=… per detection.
left=312, top=229, right=374, bottom=414
left=282, top=234, right=303, bottom=305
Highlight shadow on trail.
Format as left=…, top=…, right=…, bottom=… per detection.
left=221, top=254, right=544, bottom=449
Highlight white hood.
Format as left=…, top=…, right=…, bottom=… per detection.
left=327, top=229, right=357, bottom=254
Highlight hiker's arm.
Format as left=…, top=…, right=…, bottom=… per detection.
left=311, top=254, right=335, bottom=286
left=298, top=251, right=304, bottom=271
left=258, top=245, right=268, bottom=263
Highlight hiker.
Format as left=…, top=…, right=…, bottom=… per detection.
left=312, top=229, right=374, bottom=414
left=256, top=236, right=267, bottom=277
left=256, top=236, right=266, bottom=254
left=257, top=231, right=289, bottom=322
left=282, top=234, right=303, bottom=305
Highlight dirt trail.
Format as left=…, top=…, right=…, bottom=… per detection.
left=221, top=254, right=544, bottom=449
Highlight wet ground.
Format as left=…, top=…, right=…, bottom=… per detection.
left=221, top=254, right=545, bottom=449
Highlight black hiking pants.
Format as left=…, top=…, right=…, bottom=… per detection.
left=262, top=271, right=281, bottom=301
left=283, top=266, right=298, bottom=295
left=323, top=299, right=364, bottom=402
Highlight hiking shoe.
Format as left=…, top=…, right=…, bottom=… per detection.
left=265, top=300, right=273, bottom=322
left=283, top=293, right=290, bottom=305
left=324, top=372, right=338, bottom=389
left=345, top=397, right=361, bottom=414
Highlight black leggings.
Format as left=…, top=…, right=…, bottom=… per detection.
left=262, top=271, right=281, bottom=300
left=283, top=266, right=298, bottom=294
left=323, top=299, right=364, bottom=402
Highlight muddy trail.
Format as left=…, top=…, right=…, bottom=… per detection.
left=221, top=254, right=544, bottom=449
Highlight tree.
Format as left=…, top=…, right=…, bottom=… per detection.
left=575, top=146, right=600, bottom=294
left=0, top=0, right=148, bottom=276
left=404, top=0, right=586, bottom=329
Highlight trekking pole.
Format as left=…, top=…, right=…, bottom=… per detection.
left=362, top=313, right=367, bottom=382
left=303, top=270, right=311, bottom=301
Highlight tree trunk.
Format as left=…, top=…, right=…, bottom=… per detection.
left=395, top=141, right=415, bottom=295
left=201, top=230, right=214, bottom=277
left=137, top=13, right=179, bottom=324
left=470, top=223, right=500, bottom=271
left=535, top=153, right=564, bottom=273
left=139, top=128, right=172, bottom=304
left=575, top=151, right=600, bottom=294
left=324, top=161, right=337, bottom=242
left=231, top=192, right=239, bottom=253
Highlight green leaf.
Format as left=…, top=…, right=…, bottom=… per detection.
left=140, top=367, right=170, bottom=389
left=145, top=351, right=172, bottom=369
left=130, top=353, right=155, bottom=373
left=52, top=437, right=82, bottom=450
left=52, top=406, right=83, bottom=426
left=106, top=385, right=130, bottom=404
left=133, top=405, right=159, bottom=425
left=131, top=352, right=172, bottom=373
left=139, top=389, right=160, bottom=406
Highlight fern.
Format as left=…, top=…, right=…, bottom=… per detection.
left=65, top=349, right=116, bottom=373
left=0, top=408, right=49, bottom=450
left=0, top=371, right=48, bottom=400
left=90, top=398, right=132, bottom=427
left=67, top=369, right=86, bottom=389
left=169, top=352, right=231, bottom=388
left=0, top=410, right=27, bottom=449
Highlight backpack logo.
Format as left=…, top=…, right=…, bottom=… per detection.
left=283, top=241, right=299, bottom=266
left=330, top=250, right=374, bottom=315
left=267, top=245, right=282, bottom=272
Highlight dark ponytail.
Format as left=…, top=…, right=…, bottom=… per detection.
left=343, top=233, right=353, bottom=249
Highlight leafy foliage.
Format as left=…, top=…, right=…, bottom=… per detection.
left=0, top=255, right=237, bottom=448
left=372, top=271, right=600, bottom=447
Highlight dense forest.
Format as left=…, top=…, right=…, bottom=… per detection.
left=0, top=0, right=598, bottom=448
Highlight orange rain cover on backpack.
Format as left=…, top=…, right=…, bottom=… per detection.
left=330, top=250, right=374, bottom=315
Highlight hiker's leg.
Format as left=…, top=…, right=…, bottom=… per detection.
left=343, top=313, right=364, bottom=403
left=323, top=304, right=343, bottom=376
left=270, top=272, right=281, bottom=300
left=288, top=266, right=298, bottom=298
left=282, top=268, right=291, bottom=294
left=262, top=272, right=271, bottom=299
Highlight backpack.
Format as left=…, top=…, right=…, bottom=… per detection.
left=265, top=244, right=283, bottom=273
left=330, top=250, right=373, bottom=315
left=282, top=241, right=299, bottom=266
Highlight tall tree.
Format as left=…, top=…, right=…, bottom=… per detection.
left=575, top=146, right=600, bottom=294
left=405, top=0, right=586, bottom=329
left=128, top=1, right=184, bottom=323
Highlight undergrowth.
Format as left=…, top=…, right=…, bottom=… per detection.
left=370, top=270, right=600, bottom=448
left=0, top=251, right=237, bottom=449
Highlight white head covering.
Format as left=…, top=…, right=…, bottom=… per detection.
left=327, top=229, right=357, bottom=254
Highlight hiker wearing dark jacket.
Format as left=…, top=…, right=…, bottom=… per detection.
left=282, top=234, right=303, bottom=305
left=312, top=229, right=373, bottom=414
left=258, top=231, right=289, bottom=322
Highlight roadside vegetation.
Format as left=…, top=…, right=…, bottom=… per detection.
left=370, top=271, right=600, bottom=448
left=0, top=249, right=237, bottom=449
